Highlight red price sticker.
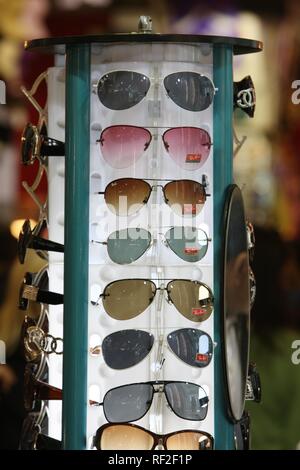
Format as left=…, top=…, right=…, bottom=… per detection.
left=182, top=204, right=197, bottom=215
left=184, top=247, right=199, bottom=254
left=185, top=153, right=202, bottom=163
left=196, top=353, right=209, bottom=362
left=192, top=308, right=206, bottom=316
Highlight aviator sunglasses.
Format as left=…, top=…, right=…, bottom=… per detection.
left=98, top=125, right=212, bottom=170
left=97, top=177, right=209, bottom=216
left=25, top=327, right=213, bottom=369
left=92, top=278, right=214, bottom=322
left=19, top=274, right=213, bottom=323
left=97, top=380, right=209, bottom=423
left=19, top=221, right=210, bottom=265
left=93, top=226, right=211, bottom=264
left=24, top=373, right=209, bottom=423
left=97, top=70, right=216, bottom=112
left=97, top=70, right=255, bottom=117
left=93, top=328, right=213, bottom=370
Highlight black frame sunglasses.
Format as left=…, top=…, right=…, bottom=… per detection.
left=21, top=122, right=65, bottom=165
left=18, top=219, right=64, bottom=264
left=97, top=380, right=209, bottom=423
left=18, top=271, right=63, bottom=311
left=93, top=422, right=214, bottom=450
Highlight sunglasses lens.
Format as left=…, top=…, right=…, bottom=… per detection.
left=165, top=382, right=208, bottom=420
left=167, top=328, right=213, bottom=367
left=107, top=228, right=151, bottom=264
left=104, top=178, right=151, bottom=216
left=103, top=384, right=153, bottom=422
left=164, top=180, right=206, bottom=216
left=167, top=280, right=213, bottom=322
left=163, top=127, right=211, bottom=170
left=21, top=124, right=37, bottom=165
left=102, top=330, right=154, bottom=369
left=165, top=227, right=208, bottom=262
left=97, top=71, right=150, bottom=110
left=164, top=72, right=215, bottom=112
left=102, top=279, right=155, bottom=320
left=99, top=424, right=154, bottom=450
left=100, top=126, right=151, bottom=169
left=166, top=431, right=213, bottom=450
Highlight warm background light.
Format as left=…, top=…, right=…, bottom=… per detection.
left=9, top=218, right=37, bottom=239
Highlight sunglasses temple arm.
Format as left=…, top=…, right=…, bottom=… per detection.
left=89, top=400, right=102, bottom=407
left=91, top=240, right=107, bottom=245
left=30, top=236, right=64, bottom=254
left=35, top=379, right=62, bottom=400
left=200, top=396, right=209, bottom=407
left=40, top=138, right=65, bottom=157
left=91, top=293, right=104, bottom=306
left=37, top=290, right=64, bottom=305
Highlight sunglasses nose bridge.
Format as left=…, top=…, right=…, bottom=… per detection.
left=153, top=383, right=165, bottom=393
left=152, top=183, right=164, bottom=195
left=159, top=232, right=168, bottom=247
left=155, top=439, right=165, bottom=451
left=156, top=285, right=167, bottom=311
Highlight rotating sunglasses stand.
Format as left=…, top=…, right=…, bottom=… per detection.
left=21, top=21, right=262, bottom=450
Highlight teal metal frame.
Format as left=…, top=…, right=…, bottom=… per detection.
left=62, top=44, right=91, bottom=450
left=213, top=44, right=235, bottom=450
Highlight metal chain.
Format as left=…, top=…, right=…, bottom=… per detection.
left=40, top=334, right=63, bottom=354
left=25, top=326, right=63, bottom=355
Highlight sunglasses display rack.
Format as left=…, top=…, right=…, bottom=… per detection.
left=22, top=26, right=262, bottom=450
